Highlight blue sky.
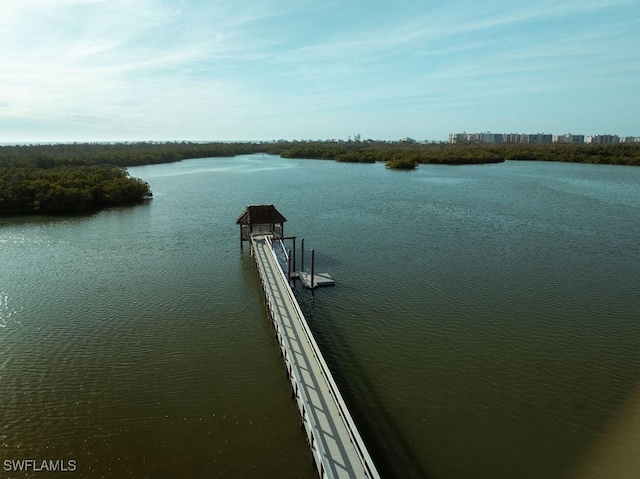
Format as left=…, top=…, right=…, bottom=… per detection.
left=1, top=0, right=638, bottom=142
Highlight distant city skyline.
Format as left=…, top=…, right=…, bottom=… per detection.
left=448, top=131, right=639, bottom=144
left=1, top=0, right=639, bottom=143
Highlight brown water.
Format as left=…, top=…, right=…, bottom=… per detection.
left=2, top=155, right=639, bottom=478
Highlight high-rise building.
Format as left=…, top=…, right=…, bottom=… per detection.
left=526, top=133, right=553, bottom=144
left=504, top=133, right=527, bottom=143
left=448, top=131, right=633, bottom=144
left=586, top=135, right=619, bottom=144
left=448, top=132, right=469, bottom=144
left=553, top=133, right=585, bottom=144
left=478, top=132, right=503, bottom=143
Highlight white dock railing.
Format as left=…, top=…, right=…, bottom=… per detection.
left=251, top=235, right=381, bottom=479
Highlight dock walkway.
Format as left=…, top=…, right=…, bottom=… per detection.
left=251, top=235, right=380, bottom=479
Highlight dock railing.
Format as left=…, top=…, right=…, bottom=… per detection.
left=263, top=236, right=381, bottom=479
left=253, top=237, right=332, bottom=476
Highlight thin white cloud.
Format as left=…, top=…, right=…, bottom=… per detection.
left=0, top=0, right=638, bottom=141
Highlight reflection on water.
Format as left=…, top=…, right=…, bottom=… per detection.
left=1, top=155, right=639, bottom=478
left=139, top=155, right=299, bottom=178
left=0, top=292, right=20, bottom=330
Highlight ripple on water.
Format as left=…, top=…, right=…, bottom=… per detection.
left=2, top=157, right=640, bottom=478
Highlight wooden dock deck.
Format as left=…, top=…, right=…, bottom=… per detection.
left=251, top=235, right=380, bottom=479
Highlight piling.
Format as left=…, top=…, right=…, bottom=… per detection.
left=292, top=237, right=296, bottom=272
left=310, top=249, right=315, bottom=290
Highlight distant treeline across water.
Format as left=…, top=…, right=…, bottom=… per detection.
left=2, top=141, right=640, bottom=168
left=1, top=141, right=639, bottom=216
left=270, top=141, right=640, bottom=167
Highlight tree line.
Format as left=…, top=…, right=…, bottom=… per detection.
left=3, top=140, right=638, bottom=171
left=266, top=141, right=640, bottom=168
left=267, top=141, right=504, bottom=166
left=0, top=142, right=260, bottom=216
left=0, top=166, right=152, bottom=216
left=0, top=141, right=263, bottom=169
left=499, top=143, right=640, bottom=165
left=2, top=140, right=639, bottom=216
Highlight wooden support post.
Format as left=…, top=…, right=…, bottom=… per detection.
left=287, top=249, right=292, bottom=284
left=292, top=237, right=296, bottom=272
left=311, top=249, right=315, bottom=290
left=301, top=238, right=305, bottom=272
left=240, top=227, right=243, bottom=250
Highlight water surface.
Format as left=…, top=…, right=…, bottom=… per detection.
left=2, top=155, right=639, bottom=478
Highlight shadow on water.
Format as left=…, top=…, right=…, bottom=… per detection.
left=0, top=202, right=151, bottom=226
left=239, top=242, right=429, bottom=477
left=297, top=285, right=431, bottom=479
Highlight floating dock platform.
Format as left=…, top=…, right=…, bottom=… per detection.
left=299, top=271, right=335, bottom=288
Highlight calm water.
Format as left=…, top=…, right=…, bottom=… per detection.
left=1, top=155, right=639, bottom=478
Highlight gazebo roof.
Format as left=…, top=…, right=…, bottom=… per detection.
left=236, top=204, right=287, bottom=225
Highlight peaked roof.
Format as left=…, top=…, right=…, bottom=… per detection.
left=236, top=204, right=287, bottom=225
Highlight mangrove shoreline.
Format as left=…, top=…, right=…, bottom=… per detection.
left=2, top=141, right=639, bottom=216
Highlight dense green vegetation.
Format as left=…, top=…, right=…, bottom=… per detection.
left=2, top=140, right=639, bottom=216
left=0, top=142, right=261, bottom=216
left=3, top=141, right=639, bottom=171
left=0, top=141, right=263, bottom=168
left=500, top=143, right=640, bottom=165
left=0, top=166, right=151, bottom=216
left=266, top=141, right=505, bottom=167
left=266, top=141, right=640, bottom=167
left=385, top=156, right=419, bottom=170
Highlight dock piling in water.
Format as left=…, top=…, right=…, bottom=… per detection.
left=310, top=249, right=315, bottom=290
left=292, top=237, right=296, bottom=272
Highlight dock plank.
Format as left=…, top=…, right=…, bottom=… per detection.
left=251, top=236, right=379, bottom=479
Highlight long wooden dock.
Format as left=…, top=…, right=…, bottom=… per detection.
left=251, top=234, right=380, bottom=479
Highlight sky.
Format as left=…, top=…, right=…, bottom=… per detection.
left=1, top=0, right=639, bottom=143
